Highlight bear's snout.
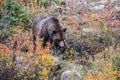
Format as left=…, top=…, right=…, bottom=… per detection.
left=59, top=41, right=65, bottom=47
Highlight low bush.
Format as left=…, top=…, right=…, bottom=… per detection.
left=0, top=50, right=56, bottom=80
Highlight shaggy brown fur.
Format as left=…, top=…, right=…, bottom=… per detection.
left=32, top=16, right=66, bottom=53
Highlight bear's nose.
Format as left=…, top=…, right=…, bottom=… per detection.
left=59, top=41, right=65, bottom=47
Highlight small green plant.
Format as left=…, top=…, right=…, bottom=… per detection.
left=112, top=54, right=120, bottom=80
left=0, top=20, right=17, bottom=43
left=0, top=0, right=31, bottom=43
left=53, top=0, right=60, bottom=4
left=1, top=0, right=32, bottom=31
left=37, top=0, right=49, bottom=8
left=21, top=45, right=29, bottom=52
left=112, top=54, right=120, bottom=71
left=37, top=0, right=60, bottom=8
left=5, top=0, right=29, bottom=26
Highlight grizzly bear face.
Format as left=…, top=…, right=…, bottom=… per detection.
left=48, top=23, right=66, bottom=48
left=32, top=16, right=67, bottom=53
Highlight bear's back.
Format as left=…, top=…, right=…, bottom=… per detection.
left=32, top=16, right=60, bottom=37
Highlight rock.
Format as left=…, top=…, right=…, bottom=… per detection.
left=52, top=55, right=61, bottom=63
left=61, top=70, right=82, bottom=80
left=16, top=56, right=23, bottom=68
left=90, top=5, right=105, bottom=10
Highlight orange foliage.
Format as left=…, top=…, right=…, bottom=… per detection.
left=7, top=26, right=51, bottom=55
left=106, top=63, right=112, bottom=67
left=0, top=0, right=6, bottom=6
left=84, top=71, right=106, bottom=80
left=0, top=43, right=12, bottom=54
left=97, top=71, right=106, bottom=80
left=35, top=37, right=51, bottom=55
left=84, top=61, right=119, bottom=80
left=73, top=24, right=79, bottom=29
left=84, top=73, right=96, bottom=80
left=97, top=11, right=105, bottom=22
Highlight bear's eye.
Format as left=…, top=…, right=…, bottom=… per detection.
left=53, top=30, right=57, bottom=34
left=63, top=28, right=66, bottom=32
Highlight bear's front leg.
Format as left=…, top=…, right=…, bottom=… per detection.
left=41, top=37, right=49, bottom=48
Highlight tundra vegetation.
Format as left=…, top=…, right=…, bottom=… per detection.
left=0, top=0, right=120, bottom=80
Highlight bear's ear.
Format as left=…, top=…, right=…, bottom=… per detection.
left=53, top=30, right=57, bottom=34
left=63, top=28, right=66, bottom=32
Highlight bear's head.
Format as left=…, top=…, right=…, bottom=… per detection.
left=48, top=17, right=67, bottom=53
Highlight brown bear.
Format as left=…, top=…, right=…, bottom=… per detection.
left=32, top=16, right=66, bottom=53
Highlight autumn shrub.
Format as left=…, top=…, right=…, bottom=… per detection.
left=2, top=1, right=24, bottom=28
left=0, top=0, right=31, bottom=43
left=5, top=0, right=30, bottom=26
left=113, top=54, right=120, bottom=71
left=0, top=0, right=6, bottom=19
left=37, top=0, right=60, bottom=7
left=112, top=54, right=120, bottom=80
left=0, top=25, right=18, bottom=45
left=0, top=36, right=56, bottom=80
left=0, top=52, right=56, bottom=80
left=84, top=52, right=120, bottom=80
left=0, top=53, right=15, bottom=80
left=0, top=25, right=56, bottom=80
left=84, top=66, right=120, bottom=80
